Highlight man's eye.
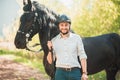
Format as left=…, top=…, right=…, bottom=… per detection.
left=60, top=24, right=64, bottom=26
left=65, top=24, right=68, bottom=26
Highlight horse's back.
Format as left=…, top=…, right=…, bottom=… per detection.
left=82, top=33, right=120, bottom=74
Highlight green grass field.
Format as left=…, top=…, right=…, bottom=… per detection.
left=0, top=49, right=108, bottom=80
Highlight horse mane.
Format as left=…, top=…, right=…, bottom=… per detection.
left=32, top=1, right=58, bottom=22
left=32, top=1, right=59, bottom=38
left=32, top=1, right=48, bottom=14
left=23, top=1, right=58, bottom=26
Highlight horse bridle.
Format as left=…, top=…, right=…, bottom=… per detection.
left=17, top=11, right=43, bottom=52
left=17, top=10, right=54, bottom=53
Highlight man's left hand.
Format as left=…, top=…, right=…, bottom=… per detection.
left=81, top=73, right=88, bottom=80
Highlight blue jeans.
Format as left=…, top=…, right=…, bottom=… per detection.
left=55, top=68, right=81, bottom=80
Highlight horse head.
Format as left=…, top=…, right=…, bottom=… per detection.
left=14, top=0, right=38, bottom=49
left=14, top=0, right=58, bottom=50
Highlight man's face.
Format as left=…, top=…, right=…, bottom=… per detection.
left=58, top=22, right=70, bottom=35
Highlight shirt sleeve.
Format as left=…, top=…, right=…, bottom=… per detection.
left=77, top=35, right=87, bottom=60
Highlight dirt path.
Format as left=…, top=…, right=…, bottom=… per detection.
left=0, top=55, right=49, bottom=80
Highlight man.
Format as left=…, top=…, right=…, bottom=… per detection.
left=47, top=14, right=88, bottom=80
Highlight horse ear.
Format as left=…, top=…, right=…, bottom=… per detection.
left=28, top=0, right=32, bottom=6
left=28, top=0, right=32, bottom=11
left=23, top=0, right=27, bottom=5
left=23, top=0, right=31, bottom=6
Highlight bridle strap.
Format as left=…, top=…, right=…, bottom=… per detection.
left=47, top=21, right=56, bottom=77
left=17, top=30, right=25, bottom=34
left=48, top=23, right=51, bottom=40
left=25, top=15, right=44, bottom=53
left=17, top=11, right=43, bottom=53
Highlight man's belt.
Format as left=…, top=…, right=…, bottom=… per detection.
left=57, top=67, right=79, bottom=71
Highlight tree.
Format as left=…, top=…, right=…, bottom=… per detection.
left=70, top=0, right=119, bottom=36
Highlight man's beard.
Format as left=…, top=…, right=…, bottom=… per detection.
left=59, top=27, right=70, bottom=35
left=60, top=31, right=69, bottom=35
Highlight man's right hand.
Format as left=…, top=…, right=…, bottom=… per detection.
left=47, top=52, right=52, bottom=64
left=47, top=41, right=53, bottom=64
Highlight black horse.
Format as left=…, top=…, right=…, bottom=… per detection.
left=14, top=0, right=120, bottom=80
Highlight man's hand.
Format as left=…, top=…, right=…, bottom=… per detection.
left=81, top=73, right=88, bottom=80
left=47, top=41, right=53, bottom=64
left=47, top=52, right=52, bottom=64
left=47, top=41, right=53, bottom=51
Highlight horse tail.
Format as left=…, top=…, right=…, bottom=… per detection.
left=110, top=33, right=120, bottom=68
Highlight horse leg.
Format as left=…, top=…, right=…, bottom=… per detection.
left=105, top=67, right=118, bottom=80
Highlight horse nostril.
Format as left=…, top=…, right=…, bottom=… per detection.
left=16, top=41, right=20, bottom=46
left=14, top=38, right=22, bottom=47
left=15, top=41, right=20, bottom=47
left=14, top=39, right=26, bottom=49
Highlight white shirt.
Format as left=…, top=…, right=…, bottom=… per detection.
left=52, top=32, right=87, bottom=68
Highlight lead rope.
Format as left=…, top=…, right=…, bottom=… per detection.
left=48, top=22, right=56, bottom=80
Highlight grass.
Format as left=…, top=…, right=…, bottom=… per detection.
left=0, top=49, right=110, bottom=80
left=89, top=71, right=106, bottom=80
left=0, top=49, right=49, bottom=79
left=0, top=49, right=46, bottom=73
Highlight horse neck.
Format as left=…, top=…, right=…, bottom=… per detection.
left=38, top=27, right=49, bottom=52
left=34, top=1, right=59, bottom=54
